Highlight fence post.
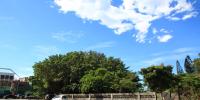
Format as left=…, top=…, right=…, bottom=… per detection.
left=111, top=93, right=113, bottom=100
left=154, top=92, right=157, bottom=100
left=72, top=94, right=74, bottom=100
left=89, top=94, right=91, bottom=100
left=137, top=93, right=140, bottom=100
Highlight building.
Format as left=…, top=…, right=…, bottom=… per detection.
left=0, top=72, right=15, bottom=87
left=0, top=71, right=31, bottom=96
left=19, top=77, right=29, bottom=82
left=0, top=72, right=14, bottom=95
left=0, top=72, right=14, bottom=81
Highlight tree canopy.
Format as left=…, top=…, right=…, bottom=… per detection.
left=140, top=64, right=174, bottom=93
left=174, top=53, right=200, bottom=99
left=176, top=60, right=184, bottom=74
left=30, top=51, right=200, bottom=99
left=32, top=51, right=140, bottom=95
left=193, top=55, right=200, bottom=74
left=177, top=74, right=200, bottom=99
left=184, top=55, right=194, bottom=73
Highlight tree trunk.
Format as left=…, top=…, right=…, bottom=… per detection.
left=161, top=92, right=163, bottom=100
left=178, top=86, right=181, bottom=100
left=155, top=92, right=157, bottom=100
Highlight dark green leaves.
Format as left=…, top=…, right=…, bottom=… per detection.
left=32, top=51, right=140, bottom=95
left=141, top=65, right=174, bottom=93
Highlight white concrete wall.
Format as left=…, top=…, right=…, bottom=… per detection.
left=64, top=93, right=156, bottom=100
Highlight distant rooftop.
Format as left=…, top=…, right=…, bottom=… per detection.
left=0, top=72, right=14, bottom=75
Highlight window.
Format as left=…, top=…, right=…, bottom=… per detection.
left=1, top=75, right=5, bottom=79
left=10, top=76, right=14, bottom=80
left=5, top=75, right=9, bottom=79
left=62, top=96, right=67, bottom=99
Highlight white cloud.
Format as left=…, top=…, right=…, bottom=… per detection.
left=152, top=28, right=158, bottom=34
left=182, top=12, right=198, bottom=20
left=157, top=34, right=173, bottom=42
left=149, top=28, right=173, bottom=43
left=173, top=47, right=195, bottom=54
left=160, top=28, right=170, bottom=33
left=143, top=57, right=164, bottom=65
left=143, top=47, right=199, bottom=65
left=52, top=31, right=84, bottom=43
left=152, top=47, right=198, bottom=56
left=167, top=16, right=181, bottom=21
left=144, top=53, right=189, bottom=65
left=54, top=0, right=197, bottom=43
left=86, top=41, right=115, bottom=50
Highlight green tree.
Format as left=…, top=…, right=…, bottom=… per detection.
left=119, top=72, right=141, bottom=93
left=140, top=64, right=175, bottom=100
left=80, top=68, right=140, bottom=93
left=176, top=60, right=184, bottom=74
left=193, top=54, right=200, bottom=73
left=32, top=51, right=140, bottom=95
left=184, top=55, right=194, bottom=73
left=178, top=74, right=200, bottom=99
left=80, top=68, right=113, bottom=93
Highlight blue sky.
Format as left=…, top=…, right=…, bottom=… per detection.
left=0, top=0, right=200, bottom=77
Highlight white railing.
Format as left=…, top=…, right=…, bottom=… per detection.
left=60, top=93, right=156, bottom=100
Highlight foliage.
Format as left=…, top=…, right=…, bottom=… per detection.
left=80, top=68, right=113, bottom=93
left=140, top=64, right=175, bottom=93
left=184, top=55, right=194, bottom=73
left=80, top=68, right=140, bottom=93
left=32, top=51, right=140, bottom=95
left=177, top=74, right=200, bottom=99
left=171, top=53, right=200, bottom=99
left=193, top=55, right=200, bottom=73
left=119, top=72, right=141, bottom=92
left=176, top=60, right=184, bottom=74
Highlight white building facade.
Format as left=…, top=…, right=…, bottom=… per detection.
left=0, top=72, right=14, bottom=94
left=0, top=72, right=14, bottom=81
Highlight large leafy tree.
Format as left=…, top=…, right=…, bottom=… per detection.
left=177, top=74, right=200, bottom=99
left=80, top=68, right=114, bottom=93
left=119, top=72, right=141, bottom=93
left=141, top=64, right=175, bottom=100
left=173, top=53, right=200, bottom=99
left=32, top=51, right=140, bottom=95
left=80, top=68, right=140, bottom=93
